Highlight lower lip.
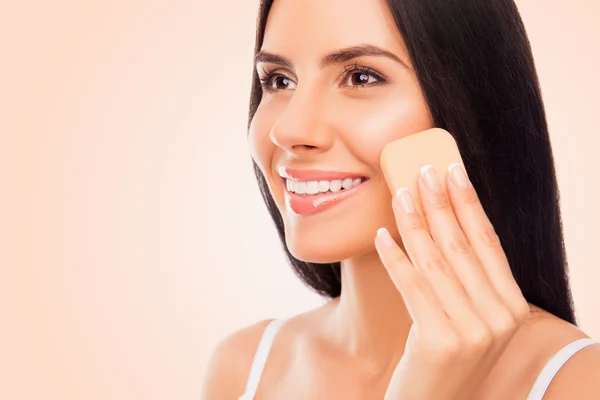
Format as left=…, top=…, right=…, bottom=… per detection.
left=282, top=179, right=370, bottom=216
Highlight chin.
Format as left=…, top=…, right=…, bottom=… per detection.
left=282, top=215, right=384, bottom=264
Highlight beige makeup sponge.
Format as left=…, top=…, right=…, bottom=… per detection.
left=380, top=128, right=465, bottom=218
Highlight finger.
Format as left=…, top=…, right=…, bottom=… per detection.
left=391, top=186, right=476, bottom=327
left=416, top=165, right=509, bottom=328
left=446, top=162, right=529, bottom=319
left=375, top=227, right=448, bottom=330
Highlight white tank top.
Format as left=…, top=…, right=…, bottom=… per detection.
left=238, top=319, right=596, bottom=400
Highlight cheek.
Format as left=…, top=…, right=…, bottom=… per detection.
left=336, top=91, right=433, bottom=168
left=248, top=103, right=278, bottom=177
left=247, top=100, right=290, bottom=213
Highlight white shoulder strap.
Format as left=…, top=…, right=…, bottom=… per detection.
left=525, top=337, right=596, bottom=400
left=239, top=319, right=286, bottom=400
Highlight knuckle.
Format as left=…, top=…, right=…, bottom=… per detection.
left=512, top=301, right=531, bottom=323
left=423, top=191, right=450, bottom=210
left=420, top=255, right=448, bottom=273
left=391, top=253, right=406, bottom=266
left=461, top=186, right=480, bottom=205
left=410, top=275, right=430, bottom=296
left=446, top=237, right=471, bottom=255
left=386, top=254, right=405, bottom=271
left=436, top=333, right=462, bottom=356
left=403, top=216, right=425, bottom=232
left=466, top=325, right=493, bottom=349
left=426, top=191, right=451, bottom=210
left=478, top=225, right=500, bottom=247
left=490, top=310, right=518, bottom=337
left=385, top=247, right=405, bottom=264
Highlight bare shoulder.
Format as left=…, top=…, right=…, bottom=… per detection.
left=517, top=305, right=600, bottom=399
left=198, top=301, right=333, bottom=399
left=543, top=341, right=600, bottom=399
left=199, top=319, right=274, bottom=400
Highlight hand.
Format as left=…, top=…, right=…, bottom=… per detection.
left=374, top=162, right=530, bottom=400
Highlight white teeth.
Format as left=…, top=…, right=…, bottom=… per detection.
left=329, top=180, right=342, bottom=192
left=306, top=181, right=319, bottom=195
left=285, top=177, right=366, bottom=194
left=295, top=181, right=306, bottom=194
left=318, top=181, right=329, bottom=192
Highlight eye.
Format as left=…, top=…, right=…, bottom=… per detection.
left=345, top=72, right=377, bottom=86
left=341, top=64, right=386, bottom=89
left=259, top=72, right=297, bottom=92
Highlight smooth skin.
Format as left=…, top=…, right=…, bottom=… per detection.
left=201, top=0, right=600, bottom=398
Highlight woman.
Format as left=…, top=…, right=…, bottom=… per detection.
left=201, top=0, right=599, bottom=398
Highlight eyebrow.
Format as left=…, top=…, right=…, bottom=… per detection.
left=254, top=44, right=409, bottom=70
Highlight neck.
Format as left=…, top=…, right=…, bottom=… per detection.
left=327, top=249, right=413, bottom=374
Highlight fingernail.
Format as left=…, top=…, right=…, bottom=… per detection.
left=377, top=227, right=395, bottom=246
left=396, top=188, right=416, bottom=214
left=448, top=162, right=471, bottom=188
left=420, top=165, right=442, bottom=193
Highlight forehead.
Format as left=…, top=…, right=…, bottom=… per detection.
left=262, top=0, right=408, bottom=63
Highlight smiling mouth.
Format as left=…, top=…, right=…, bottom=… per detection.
left=280, top=176, right=371, bottom=216
left=285, top=176, right=369, bottom=195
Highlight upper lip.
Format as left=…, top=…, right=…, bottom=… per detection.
left=277, top=167, right=368, bottom=182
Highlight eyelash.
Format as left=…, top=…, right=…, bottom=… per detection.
left=258, top=63, right=387, bottom=93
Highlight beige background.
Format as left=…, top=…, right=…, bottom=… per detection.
left=1, top=0, right=599, bottom=399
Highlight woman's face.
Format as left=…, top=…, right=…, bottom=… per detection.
left=248, top=0, right=433, bottom=263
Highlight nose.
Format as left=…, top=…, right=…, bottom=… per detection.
left=269, top=86, right=334, bottom=156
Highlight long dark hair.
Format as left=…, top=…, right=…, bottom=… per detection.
left=248, top=0, right=577, bottom=325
